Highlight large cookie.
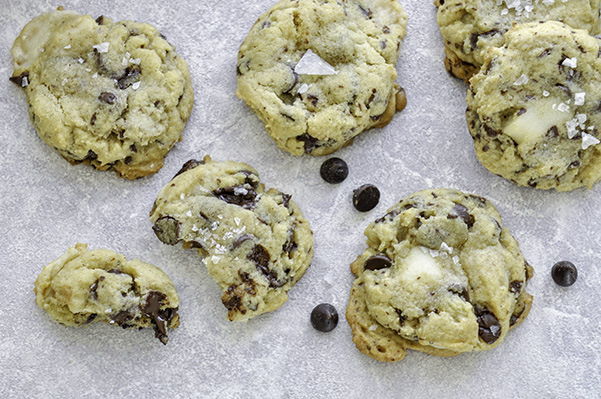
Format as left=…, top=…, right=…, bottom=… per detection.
left=435, top=0, right=601, bottom=81
left=346, top=189, right=533, bottom=362
left=34, top=244, right=180, bottom=344
left=10, top=9, right=193, bottom=179
left=149, top=156, right=313, bottom=321
left=237, top=0, right=407, bottom=156
left=467, top=21, right=601, bottom=191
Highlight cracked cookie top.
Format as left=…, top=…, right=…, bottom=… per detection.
left=149, top=156, right=314, bottom=321
left=10, top=10, right=193, bottom=179
left=34, top=243, right=180, bottom=344
left=467, top=21, right=601, bottom=191
left=435, top=0, right=601, bottom=81
left=237, top=0, right=407, bottom=156
left=346, top=189, right=533, bottom=361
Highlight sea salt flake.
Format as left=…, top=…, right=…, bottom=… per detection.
left=131, top=81, right=141, bottom=90
left=77, top=58, right=84, bottom=64
left=185, top=210, right=192, bottom=217
left=93, top=42, right=110, bottom=53
left=542, top=90, right=550, bottom=97
left=440, top=242, right=453, bottom=254
left=368, top=325, right=378, bottom=331
left=294, top=49, right=338, bottom=76
left=566, top=119, right=580, bottom=139
left=574, top=92, right=586, bottom=106
left=576, top=113, right=588, bottom=125
left=452, top=256, right=460, bottom=265
left=562, top=57, right=578, bottom=68
left=513, top=74, right=529, bottom=86
left=557, top=103, right=570, bottom=113
left=21, top=77, right=29, bottom=87
left=64, top=44, right=71, bottom=49
left=297, top=83, right=310, bottom=94
left=582, top=133, right=600, bottom=149
left=130, top=58, right=141, bottom=65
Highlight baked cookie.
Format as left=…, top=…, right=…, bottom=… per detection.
left=237, top=0, right=407, bottom=156
left=435, top=0, right=601, bottom=81
left=10, top=9, right=193, bottom=179
left=149, top=156, right=313, bottom=321
left=34, top=244, right=180, bottom=344
left=346, top=189, right=533, bottom=362
left=467, top=21, right=601, bottom=191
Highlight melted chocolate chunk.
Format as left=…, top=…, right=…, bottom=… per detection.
left=248, top=245, right=283, bottom=288
left=282, top=228, right=297, bottom=255
left=141, top=291, right=176, bottom=345
left=296, top=133, right=319, bottom=154
left=173, top=159, right=205, bottom=179
left=213, top=185, right=257, bottom=209
left=484, top=125, right=500, bottom=137
left=448, top=203, right=475, bottom=228
left=9, top=71, right=29, bottom=87
left=152, top=216, right=180, bottom=245
left=222, top=289, right=243, bottom=312
left=364, top=254, right=392, bottom=271
left=111, top=311, right=133, bottom=327
left=475, top=306, right=501, bottom=344
left=116, top=66, right=141, bottom=90
left=98, top=92, right=117, bottom=104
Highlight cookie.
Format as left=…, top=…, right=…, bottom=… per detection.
left=435, top=0, right=601, bottom=81
left=34, top=244, right=180, bottom=344
left=237, top=0, right=407, bottom=156
left=149, top=156, right=313, bottom=321
left=10, top=9, right=193, bottom=179
left=346, top=189, right=533, bottom=362
left=467, top=21, right=601, bottom=191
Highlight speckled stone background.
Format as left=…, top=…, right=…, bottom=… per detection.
left=1, top=1, right=600, bottom=398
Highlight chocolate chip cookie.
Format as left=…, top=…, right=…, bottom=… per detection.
left=149, top=156, right=314, bottom=321
left=34, top=244, right=180, bottom=344
left=467, top=21, right=601, bottom=191
left=237, top=0, right=407, bottom=156
left=346, top=189, right=533, bottom=362
left=435, top=0, right=601, bottom=81
left=10, top=9, right=193, bottom=179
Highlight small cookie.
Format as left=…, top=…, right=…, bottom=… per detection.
left=10, top=10, right=193, bottom=179
left=467, top=21, right=601, bottom=191
left=435, top=0, right=601, bottom=81
left=149, top=156, right=313, bottom=321
left=34, top=244, right=180, bottom=344
left=237, top=0, right=407, bottom=156
left=346, top=189, right=533, bottom=362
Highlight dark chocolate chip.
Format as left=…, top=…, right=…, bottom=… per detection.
left=375, top=209, right=402, bottom=223
left=124, top=156, right=133, bottom=164
left=551, top=261, right=578, bottom=287
left=547, top=126, right=559, bottom=138
left=320, top=158, right=349, bottom=184
left=152, top=216, right=180, bottom=245
left=475, top=306, right=501, bottom=344
left=353, top=184, right=380, bottom=212
left=89, top=276, right=105, bottom=300
left=111, top=311, right=133, bottom=327
left=364, top=254, right=392, bottom=271
left=86, top=314, right=97, bottom=324
left=448, top=203, right=475, bottom=228
left=310, top=303, right=339, bottom=332
left=116, top=66, right=141, bottom=90
left=248, top=244, right=283, bottom=288
left=98, top=92, right=117, bottom=104
left=306, top=94, right=319, bottom=106
left=509, top=280, right=523, bottom=294
left=281, top=193, right=291, bottom=208
left=95, top=15, right=106, bottom=25
left=395, top=309, right=407, bottom=325
left=9, top=71, right=29, bottom=87
left=173, top=159, right=205, bottom=179
left=85, top=150, right=98, bottom=161
left=358, top=5, right=373, bottom=18
left=296, top=133, right=319, bottom=154
left=213, top=185, right=257, bottom=209
left=140, top=291, right=174, bottom=345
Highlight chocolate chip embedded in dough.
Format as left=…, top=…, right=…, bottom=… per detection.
left=475, top=306, right=501, bottom=344
left=152, top=216, right=180, bottom=245
left=448, top=203, right=475, bottom=228
left=98, top=92, right=117, bottom=104
left=173, top=159, right=205, bottom=179
left=364, top=254, right=392, bottom=271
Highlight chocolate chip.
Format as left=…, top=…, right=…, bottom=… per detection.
left=448, top=284, right=470, bottom=302
left=395, top=309, right=407, bottom=325
left=353, top=184, right=380, bottom=212
left=152, top=216, right=180, bottom=245
left=124, top=156, right=133, bottom=164
left=85, top=150, right=98, bottom=161
left=547, top=126, right=559, bottom=138
left=232, top=234, right=254, bottom=249
left=173, top=159, right=205, bottom=179
left=89, top=276, right=105, bottom=300
left=107, top=269, right=123, bottom=274
left=111, top=311, right=132, bottom=327
left=95, top=15, right=106, bottom=25
left=223, top=290, right=242, bottom=312
left=538, top=48, right=551, bottom=58
left=86, top=314, right=97, bottom=324
left=375, top=209, right=402, bottom=223
left=551, top=261, right=578, bottom=287
left=98, top=92, right=117, bottom=104
left=281, top=193, right=291, bottom=208
left=448, top=203, right=475, bottom=228
left=320, top=158, right=349, bottom=184
left=248, top=245, right=283, bottom=288
left=469, top=30, right=500, bottom=50
left=509, top=281, right=523, bottom=294
left=213, top=185, right=257, bottom=209
left=9, top=71, right=29, bottom=87
left=484, top=125, right=500, bottom=137
left=364, top=254, right=392, bottom=271
left=475, top=306, right=501, bottom=344
left=116, top=66, right=141, bottom=90
left=306, top=94, right=319, bottom=106
left=141, top=291, right=175, bottom=345
left=296, top=133, right=319, bottom=154
left=516, top=108, right=527, bottom=116
left=310, top=303, right=339, bottom=332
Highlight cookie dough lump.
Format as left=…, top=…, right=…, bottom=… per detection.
left=150, top=156, right=314, bottom=321
left=435, top=0, right=601, bottom=80
left=467, top=21, right=601, bottom=191
left=346, top=189, right=533, bottom=362
left=10, top=9, right=193, bottom=179
left=34, top=244, right=180, bottom=344
left=237, top=0, right=407, bottom=156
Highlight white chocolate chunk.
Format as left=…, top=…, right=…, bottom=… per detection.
left=401, top=247, right=442, bottom=281
left=504, top=98, right=572, bottom=146
left=294, top=50, right=337, bottom=76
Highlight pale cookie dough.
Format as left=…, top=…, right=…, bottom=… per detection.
left=346, top=189, right=533, bottom=362
left=467, top=21, right=601, bottom=191
left=237, top=0, right=407, bottom=156
left=34, top=244, right=180, bottom=344
left=435, top=0, right=601, bottom=81
left=10, top=9, right=193, bottom=179
left=149, top=156, right=314, bottom=321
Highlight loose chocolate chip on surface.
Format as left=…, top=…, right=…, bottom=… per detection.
left=152, top=216, right=180, bottom=245
left=213, top=186, right=257, bottom=209
left=364, top=254, right=392, bottom=271
left=551, top=261, right=578, bottom=287
left=475, top=306, right=501, bottom=344
left=353, top=184, right=380, bottom=212
left=98, top=92, right=117, bottom=104
left=396, top=87, right=407, bottom=112
left=173, top=159, right=205, bottom=178
left=248, top=245, right=283, bottom=288
left=281, top=193, right=291, bottom=208
left=310, top=303, right=339, bottom=332
left=320, top=157, right=349, bottom=184
left=9, top=72, right=29, bottom=87
left=448, top=203, right=475, bottom=228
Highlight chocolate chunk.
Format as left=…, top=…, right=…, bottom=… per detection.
left=320, top=157, right=349, bottom=184
left=95, top=15, right=106, bottom=25
left=366, top=89, right=377, bottom=109
left=509, top=280, right=523, bottom=294
left=173, top=159, right=205, bottom=179
left=86, top=314, right=97, bottom=324
left=396, top=87, right=407, bottom=112
left=85, top=150, right=98, bottom=161
left=152, top=216, right=180, bottom=245
left=306, top=94, right=319, bottom=106
left=310, top=303, right=339, bottom=332
left=89, top=276, right=105, bottom=300
left=470, top=30, right=500, bottom=50
left=353, top=184, right=380, bottom=212
left=547, top=126, right=559, bottom=138
left=222, top=289, right=242, bottom=312
left=282, top=228, right=297, bottom=255
left=475, top=306, right=501, bottom=344
left=395, top=309, right=407, bottom=325
left=375, top=209, right=402, bottom=223
left=111, top=311, right=133, bottom=327
left=296, top=133, right=319, bottom=154
left=538, top=48, right=551, bottom=58
left=364, top=254, right=392, bottom=271
left=141, top=291, right=174, bottom=345
left=448, top=284, right=470, bottom=302
left=281, top=193, right=291, bottom=208
left=484, top=125, right=500, bottom=137
left=248, top=245, right=283, bottom=288
left=116, top=66, right=141, bottom=90
left=448, top=203, right=475, bottom=228
left=233, top=234, right=254, bottom=249
left=124, top=156, right=133, bottom=164
left=98, top=92, right=117, bottom=104
left=551, top=261, right=578, bottom=287
left=213, top=185, right=257, bottom=209
left=9, top=72, right=29, bottom=87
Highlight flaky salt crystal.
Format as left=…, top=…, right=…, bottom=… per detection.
left=582, top=133, right=600, bottom=149
left=294, top=50, right=337, bottom=76
left=574, top=92, right=586, bottom=106
left=298, top=83, right=310, bottom=94
left=513, top=74, right=529, bottom=86
left=562, top=57, right=578, bottom=68
left=93, top=42, right=110, bottom=53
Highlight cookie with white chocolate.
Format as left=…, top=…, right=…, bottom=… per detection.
left=467, top=21, right=601, bottom=191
